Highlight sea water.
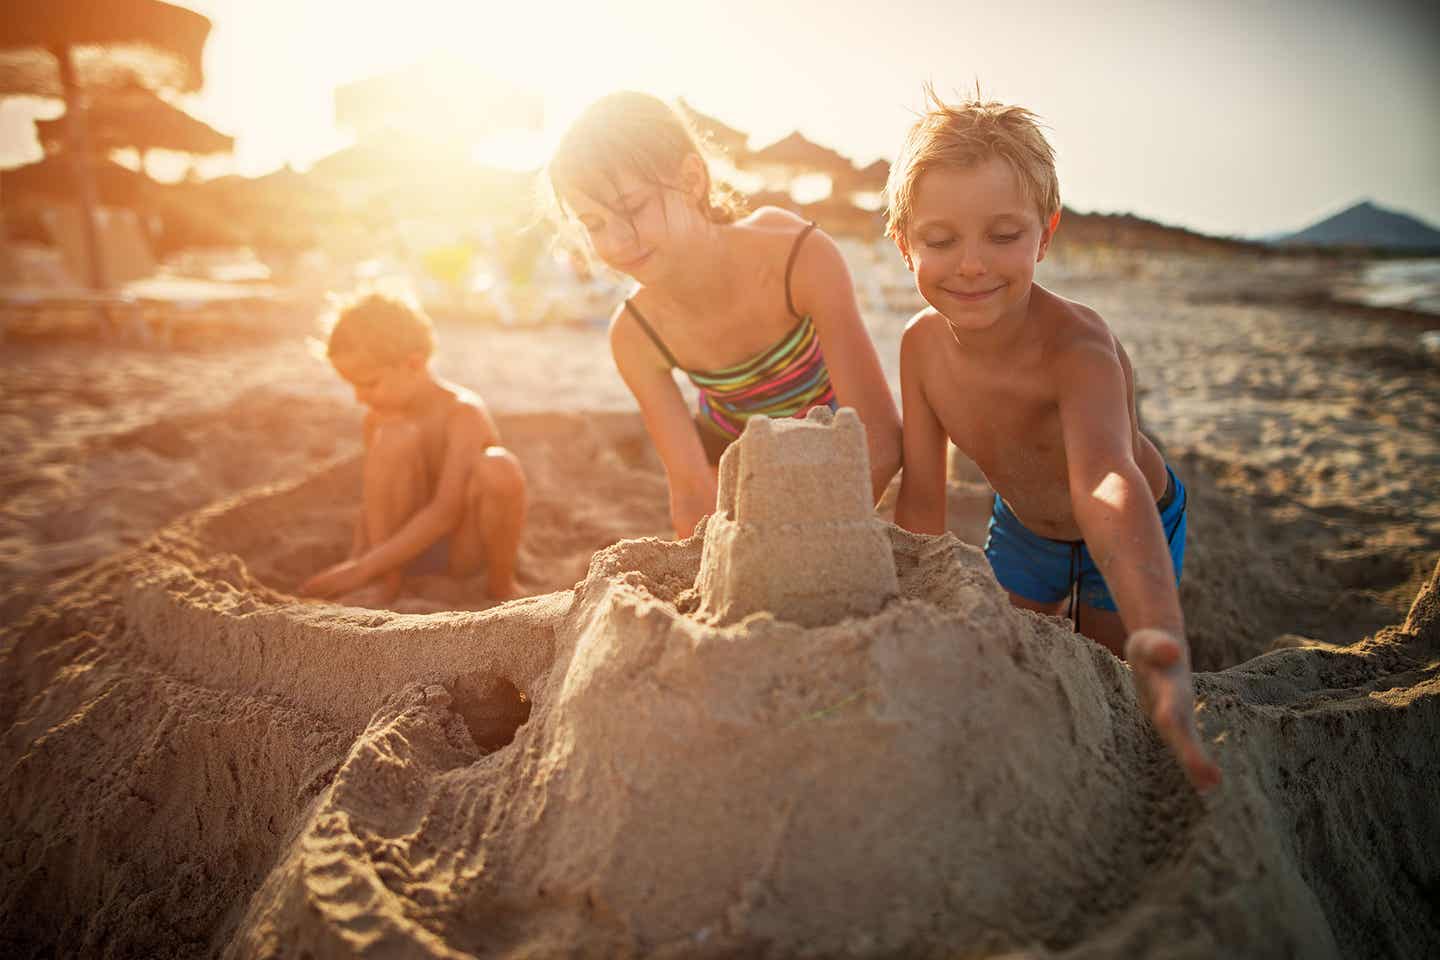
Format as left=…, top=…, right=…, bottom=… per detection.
left=1334, top=258, right=1440, bottom=317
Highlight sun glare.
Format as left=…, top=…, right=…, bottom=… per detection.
left=185, top=1, right=710, bottom=179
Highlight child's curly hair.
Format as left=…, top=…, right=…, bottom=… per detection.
left=886, top=86, right=1060, bottom=245
left=323, top=290, right=435, bottom=364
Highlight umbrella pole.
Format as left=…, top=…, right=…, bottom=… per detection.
left=54, top=43, right=108, bottom=294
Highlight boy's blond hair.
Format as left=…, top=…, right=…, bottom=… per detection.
left=324, top=291, right=435, bottom=365
left=886, top=90, right=1060, bottom=244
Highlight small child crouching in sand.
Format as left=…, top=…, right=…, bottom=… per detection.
left=301, top=292, right=527, bottom=606
left=888, top=93, right=1220, bottom=791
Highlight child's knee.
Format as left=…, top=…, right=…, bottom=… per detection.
left=468, top=446, right=526, bottom=504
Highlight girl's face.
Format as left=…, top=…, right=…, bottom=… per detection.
left=561, top=159, right=706, bottom=281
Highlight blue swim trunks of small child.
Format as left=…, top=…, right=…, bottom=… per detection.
left=983, top=465, right=1187, bottom=612
left=408, top=534, right=453, bottom=576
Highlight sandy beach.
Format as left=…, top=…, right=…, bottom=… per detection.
left=2, top=247, right=1438, bottom=957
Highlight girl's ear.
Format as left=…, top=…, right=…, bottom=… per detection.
left=679, top=152, right=708, bottom=203
left=404, top=351, right=428, bottom=372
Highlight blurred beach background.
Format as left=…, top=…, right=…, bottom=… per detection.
left=2, top=1, right=1439, bottom=957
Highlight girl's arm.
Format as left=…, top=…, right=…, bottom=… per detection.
left=610, top=307, right=717, bottom=538
left=787, top=226, right=903, bottom=501
left=894, top=316, right=949, bottom=535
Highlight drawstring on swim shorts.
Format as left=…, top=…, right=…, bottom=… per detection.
left=1068, top=541, right=1081, bottom=633
left=1066, top=470, right=1185, bottom=636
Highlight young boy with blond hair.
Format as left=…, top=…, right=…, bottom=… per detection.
left=301, top=292, right=527, bottom=606
left=889, top=94, right=1220, bottom=791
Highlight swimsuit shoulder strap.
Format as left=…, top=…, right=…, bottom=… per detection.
left=623, top=298, right=680, bottom=370
left=783, top=221, right=818, bottom=321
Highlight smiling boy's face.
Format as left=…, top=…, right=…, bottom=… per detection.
left=901, top=156, right=1055, bottom=333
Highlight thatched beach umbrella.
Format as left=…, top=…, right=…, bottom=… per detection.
left=743, top=130, right=855, bottom=181
left=677, top=98, right=750, bottom=159
left=1, top=154, right=149, bottom=209
left=0, top=1, right=211, bottom=289
left=34, top=82, right=233, bottom=166
left=844, top=159, right=890, bottom=193
left=334, top=58, right=542, bottom=144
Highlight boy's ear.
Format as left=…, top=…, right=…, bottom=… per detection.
left=1037, top=209, right=1062, bottom=262
left=893, top=233, right=914, bottom=271
left=403, top=351, right=427, bottom=371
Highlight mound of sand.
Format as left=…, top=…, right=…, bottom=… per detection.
left=4, top=409, right=1438, bottom=958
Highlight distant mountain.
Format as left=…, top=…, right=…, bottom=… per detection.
left=1277, top=200, right=1440, bottom=251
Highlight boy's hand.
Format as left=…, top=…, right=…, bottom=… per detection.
left=300, top=559, right=371, bottom=599
left=1125, top=629, right=1222, bottom=792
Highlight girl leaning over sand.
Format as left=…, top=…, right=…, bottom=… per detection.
left=549, top=92, right=902, bottom=538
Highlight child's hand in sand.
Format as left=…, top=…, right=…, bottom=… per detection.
left=1125, top=629, right=1222, bottom=792
left=300, top=559, right=371, bottom=599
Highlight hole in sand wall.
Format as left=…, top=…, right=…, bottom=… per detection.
left=446, top=672, right=533, bottom=753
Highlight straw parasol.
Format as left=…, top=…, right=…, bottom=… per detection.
left=677, top=98, right=750, bottom=158
left=34, top=82, right=233, bottom=162
left=334, top=57, right=542, bottom=144
left=0, top=1, right=211, bottom=290
left=844, top=159, right=891, bottom=193
left=742, top=131, right=855, bottom=180
left=1, top=154, right=150, bottom=208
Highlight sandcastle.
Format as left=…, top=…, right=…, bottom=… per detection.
left=7, top=398, right=1440, bottom=957
left=696, top=406, right=898, bottom=627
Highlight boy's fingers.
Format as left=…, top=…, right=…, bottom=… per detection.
left=1127, top=628, right=1181, bottom=669
left=1158, top=704, right=1222, bottom=792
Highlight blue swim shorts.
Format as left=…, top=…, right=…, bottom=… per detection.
left=408, top=534, right=453, bottom=576
left=982, top=465, right=1187, bottom=613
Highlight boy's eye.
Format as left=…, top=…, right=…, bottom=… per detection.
left=922, top=237, right=954, bottom=249
left=991, top=233, right=1021, bottom=244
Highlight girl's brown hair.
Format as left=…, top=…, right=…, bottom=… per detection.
left=548, top=91, right=747, bottom=229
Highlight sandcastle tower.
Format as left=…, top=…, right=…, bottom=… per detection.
left=695, top=406, right=898, bottom=626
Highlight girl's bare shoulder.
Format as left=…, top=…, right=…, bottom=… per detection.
left=739, top=204, right=808, bottom=231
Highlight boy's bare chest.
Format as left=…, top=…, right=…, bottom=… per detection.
left=928, top=362, right=1075, bottom=527
left=414, top=410, right=453, bottom=484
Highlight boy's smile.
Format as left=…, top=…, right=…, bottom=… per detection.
left=901, top=157, right=1054, bottom=334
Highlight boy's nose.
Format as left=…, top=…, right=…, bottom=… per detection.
left=955, top=244, right=986, bottom=275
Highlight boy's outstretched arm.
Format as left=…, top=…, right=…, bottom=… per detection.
left=1057, top=341, right=1221, bottom=791
left=894, top=318, right=949, bottom=535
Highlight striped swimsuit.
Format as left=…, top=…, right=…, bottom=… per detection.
left=622, top=222, right=837, bottom=464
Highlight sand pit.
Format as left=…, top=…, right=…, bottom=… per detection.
left=9, top=408, right=1429, bottom=957
left=3, top=264, right=1438, bottom=957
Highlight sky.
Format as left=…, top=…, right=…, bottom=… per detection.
left=2, top=0, right=1437, bottom=238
